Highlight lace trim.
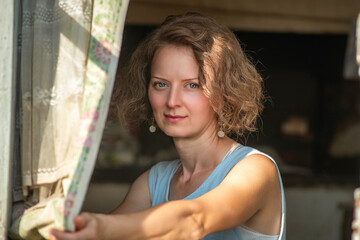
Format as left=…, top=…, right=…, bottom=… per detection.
left=22, top=163, right=71, bottom=186
left=23, top=168, right=57, bottom=176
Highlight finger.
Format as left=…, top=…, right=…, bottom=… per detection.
left=49, top=230, right=57, bottom=240
left=51, top=228, right=88, bottom=240
left=50, top=229, right=72, bottom=240
left=74, top=215, right=86, bottom=230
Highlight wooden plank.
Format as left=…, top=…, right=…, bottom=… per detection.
left=0, top=0, right=17, bottom=238
left=126, top=0, right=360, bottom=33
left=133, top=0, right=360, bottom=20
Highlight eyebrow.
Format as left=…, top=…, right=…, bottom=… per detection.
left=151, top=76, right=199, bottom=81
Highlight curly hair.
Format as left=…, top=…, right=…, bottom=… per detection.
left=111, top=12, right=264, bottom=137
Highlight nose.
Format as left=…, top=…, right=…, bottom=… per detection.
left=167, top=86, right=181, bottom=108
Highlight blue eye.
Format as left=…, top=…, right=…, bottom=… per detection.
left=188, top=83, right=199, bottom=89
left=155, top=82, right=166, bottom=88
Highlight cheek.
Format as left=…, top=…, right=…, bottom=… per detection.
left=148, top=91, right=163, bottom=112
left=191, top=95, right=215, bottom=115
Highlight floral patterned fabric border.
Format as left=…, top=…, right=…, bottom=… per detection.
left=63, top=0, right=130, bottom=232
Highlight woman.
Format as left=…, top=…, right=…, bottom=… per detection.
left=51, top=12, right=286, bottom=240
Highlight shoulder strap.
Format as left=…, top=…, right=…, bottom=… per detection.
left=148, top=160, right=180, bottom=206
left=184, top=144, right=249, bottom=199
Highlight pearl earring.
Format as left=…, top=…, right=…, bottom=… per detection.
left=149, top=118, right=156, bottom=133
left=217, top=122, right=225, bottom=138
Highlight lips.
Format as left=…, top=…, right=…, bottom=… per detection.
left=164, top=114, right=186, bottom=123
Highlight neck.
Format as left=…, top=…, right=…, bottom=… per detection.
left=172, top=131, right=237, bottom=176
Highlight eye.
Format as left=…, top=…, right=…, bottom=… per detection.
left=187, top=82, right=199, bottom=89
left=154, top=82, right=167, bottom=88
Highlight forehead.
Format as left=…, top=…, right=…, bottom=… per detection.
left=151, top=44, right=199, bottom=78
left=152, top=44, right=195, bottom=62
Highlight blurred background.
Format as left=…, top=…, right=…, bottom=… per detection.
left=83, top=1, right=360, bottom=239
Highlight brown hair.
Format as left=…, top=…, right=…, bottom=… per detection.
left=112, top=12, right=264, bottom=137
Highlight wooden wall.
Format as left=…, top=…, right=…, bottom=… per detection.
left=125, top=0, right=360, bottom=33
left=0, top=0, right=18, bottom=238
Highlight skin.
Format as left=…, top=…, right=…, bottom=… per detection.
left=50, top=44, right=282, bottom=240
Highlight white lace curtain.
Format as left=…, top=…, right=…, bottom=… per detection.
left=9, top=0, right=129, bottom=239
left=21, top=0, right=93, bottom=197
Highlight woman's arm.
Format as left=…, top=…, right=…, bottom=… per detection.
left=111, top=170, right=152, bottom=214
left=51, top=199, right=204, bottom=240
left=194, top=154, right=282, bottom=235
left=51, top=154, right=281, bottom=240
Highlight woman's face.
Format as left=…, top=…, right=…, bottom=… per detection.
left=148, top=44, right=217, bottom=139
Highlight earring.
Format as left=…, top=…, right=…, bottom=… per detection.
left=217, top=122, right=225, bottom=138
left=149, top=118, right=156, bottom=133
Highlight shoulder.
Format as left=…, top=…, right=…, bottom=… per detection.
left=237, top=148, right=278, bottom=172
left=232, top=146, right=279, bottom=176
left=230, top=149, right=280, bottom=188
left=149, top=160, right=180, bottom=178
left=151, top=159, right=180, bottom=170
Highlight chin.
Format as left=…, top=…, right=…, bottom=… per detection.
left=163, top=131, right=187, bottom=138
left=161, top=128, right=191, bottom=138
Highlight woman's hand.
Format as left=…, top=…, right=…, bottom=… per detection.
left=50, top=212, right=103, bottom=240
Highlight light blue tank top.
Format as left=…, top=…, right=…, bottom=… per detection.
left=148, top=144, right=286, bottom=240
